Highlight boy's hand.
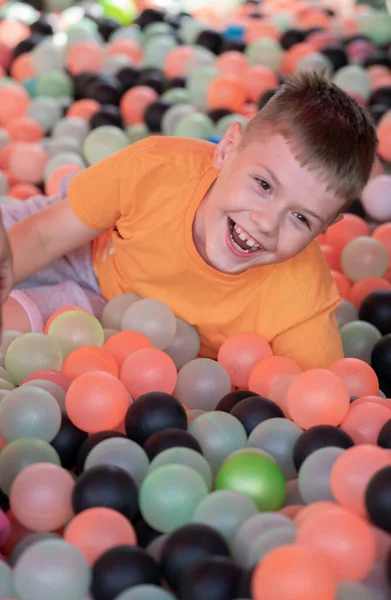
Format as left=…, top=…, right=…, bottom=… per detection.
left=0, top=214, right=14, bottom=330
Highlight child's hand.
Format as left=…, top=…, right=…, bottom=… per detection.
left=0, top=214, right=13, bottom=329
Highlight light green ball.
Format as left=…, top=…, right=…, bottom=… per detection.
left=148, top=447, right=213, bottom=490
left=1, top=1, right=38, bottom=23
left=0, top=561, right=16, bottom=598
left=44, top=0, right=74, bottom=13
left=215, top=450, right=286, bottom=511
left=83, top=125, right=129, bottom=165
left=143, top=22, right=173, bottom=41
left=115, top=585, right=176, bottom=600
left=333, top=65, right=371, bottom=101
left=173, top=112, right=215, bottom=140
left=270, top=11, right=295, bottom=33
left=185, top=46, right=216, bottom=76
left=341, top=320, right=382, bottom=364
left=162, top=88, right=191, bottom=105
left=179, top=17, right=205, bottom=45
left=143, top=36, right=177, bottom=69
left=36, top=70, right=75, bottom=99
left=357, top=12, right=391, bottom=46
left=216, top=114, right=249, bottom=137
left=109, top=24, right=142, bottom=43
left=140, top=464, right=208, bottom=533
left=5, top=333, right=63, bottom=386
left=245, top=38, right=283, bottom=72
left=47, top=310, right=104, bottom=359
left=187, top=66, right=219, bottom=110
left=126, top=123, right=150, bottom=144
left=296, top=52, right=333, bottom=77
left=99, top=0, right=137, bottom=26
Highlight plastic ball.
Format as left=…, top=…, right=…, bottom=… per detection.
left=159, top=319, right=199, bottom=372
left=62, top=346, right=119, bottom=380
left=366, top=466, right=391, bottom=534
left=85, top=437, right=149, bottom=488
left=207, top=75, right=247, bottom=113
left=83, top=125, right=128, bottom=165
left=10, top=463, right=74, bottom=532
left=216, top=389, right=259, bottom=413
left=51, top=414, right=88, bottom=470
left=379, top=419, right=391, bottom=448
left=116, top=347, right=172, bottom=398
left=341, top=320, right=382, bottom=363
left=8, top=141, right=47, bottom=184
left=148, top=447, right=212, bottom=490
left=114, top=586, right=176, bottom=600
left=66, top=371, right=130, bottom=433
left=296, top=52, right=333, bottom=76
left=76, top=431, right=126, bottom=474
left=139, top=464, right=208, bottom=533
left=0, top=83, right=30, bottom=126
left=179, top=556, right=243, bottom=600
left=329, top=357, right=379, bottom=397
left=47, top=309, right=104, bottom=358
left=371, top=334, right=391, bottom=397
left=341, top=237, right=389, bottom=282
left=173, top=111, right=215, bottom=139
left=14, top=539, right=91, bottom=600
left=188, top=412, right=247, bottom=473
left=187, top=66, right=219, bottom=110
left=245, top=37, right=283, bottom=71
left=36, top=69, right=74, bottom=98
left=143, top=428, right=201, bottom=461
left=161, top=103, right=194, bottom=136
left=333, top=64, right=371, bottom=101
left=362, top=175, right=391, bottom=222
left=248, top=525, right=298, bottom=569
left=341, top=401, right=391, bottom=445
left=359, top=291, right=391, bottom=335
left=175, top=358, right=231, bottom=411
left=125, top=392, right=187, bottom=446
left=231, top=396, right=284, bottom=436
left=337, top=581, right=376, bottom=600
left=143, top=36, right=177, bottom=70
left=298, top=447, right=344, bottom=504
left=248, top=356, right=302, bottom=397
left=217, top=332, right=272, bottom=389
left=101, top=293, right=141, bottom=330
left=0, top=386, right=61, bottom=443
left=121, top=299, right=176, bottom=350
left=64, top=507, right=136, bottom=565
left=120, top=85, right=158, bottom=124
left=293, top=425, right=353, bottom=471
left=215, top=449, right=286, bottom=511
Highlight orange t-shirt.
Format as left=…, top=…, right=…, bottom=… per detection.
left=68, top=136, right=343, bottom=369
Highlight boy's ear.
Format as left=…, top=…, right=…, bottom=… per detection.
left=213, top=122, right=243, bottom=169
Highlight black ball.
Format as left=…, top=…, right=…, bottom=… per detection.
left=221, top=40, right=246, bottom=54
left=72, top=465, right=138, bottom=521
left=30, top=16, right=54, bottom=36
left=97, top=18, right=121, bottom=41
left=136, top=68, right=166, bottom=94
left=293, top=425, right=354, bottom=470
left=208, top=108, right=233, bottom=123
left=135, top=8, right=165, bottom=29
left=144, top=100, right=172, bottom=132
left=369, top=86, right=391, bottom=108
left=195, top=29, right=224, bottom=55
left=344, top=198, right=367, bottom=219
left=164, top=76, right=187, bottom=91
left=117, top=66, right=140, bottom=92
left=90, top=105, right=123, bottom=129
left=13, top=33, right=44, bottom=59
left=216, top=390, right=259, bottom=413
left=91, top=545, right=162, bottom=600
left=161, top=523, right=230, bottom=591
left=76, top=430, right=126, bottom=474
left=231, top=396, right=284, bottom=436
left=359, top=291, right=391, bottom=335
left=86, top=74, right=123, bottom=105
left=125, top=392, right=187, bottom=446
left=364, top=51, right=391, bottom=70
left=133, top=517, right=161, bottom=548
left=370, top=104, right=390, bottom=125
left=365, top=466, right=391, bottom=534
left=371, top=335, right=391, bottom=398
left=378, top=419, right=391, bottom=448
left=321, top=45, right=348, bottom=71
left=164, top=11, right=190, bottom=30
left=50, top=414, right=88, bottom=470
left=143, top=428, right=202, bottom=460
left=280, top=28, right=306, bottom=51
left=0, top=488, right=9, bottom=512
left=73, top=72, right=100, bottom=100
left=258, top=87, right=278, bottom=110
left=179, top=556, right=244, bottom=600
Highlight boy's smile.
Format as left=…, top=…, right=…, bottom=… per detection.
left=193, top=124, right=345, bottom=275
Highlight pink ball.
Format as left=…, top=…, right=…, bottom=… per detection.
left=362, top=175, right=391, bottom=222
left=8, top=142, right=47, bottom=184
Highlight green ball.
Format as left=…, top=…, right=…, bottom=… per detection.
left=5, top=333, right=63, bottom=386
left=173, top=112, right=215, bottom=140
left=245, top=38, right=283, bottom=72
left=162, top=88, right=191, bottom=105
left=99, top=0, right=137, bottom=25
left=22, top=77, right=38, bottom=98
left=126, top=123, right=150, bottom=144
left=357, top=12, right=391, bottom=46
left=0, top=561, right=16, bottom=598
left=215, top=450, right=286, bottom=511
left=83, top=125, right=129, bottom=165
left=140, top=464, right=208, bottom=533
left=47, top=310, right=104, bottom=359
left=143, top=36, right=177, bottom=69
left=148, top=447, right=213, bottom=490
left=36, top=70, right=75, bottom=99
left=187, top=66, right=219, bottom=110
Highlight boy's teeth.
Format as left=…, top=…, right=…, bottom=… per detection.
left=233, top=222, right=260, bottom=250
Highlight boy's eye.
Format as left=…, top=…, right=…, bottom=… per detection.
left=256, top=178, right=271, bottom=193
left=293, top=212, right=310, bottom=229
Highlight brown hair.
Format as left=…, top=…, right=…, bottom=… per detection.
left=242, top=71, right=378, bottom=205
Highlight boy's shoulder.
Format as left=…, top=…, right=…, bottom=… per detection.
left=130, top=136, right=216, bottom=173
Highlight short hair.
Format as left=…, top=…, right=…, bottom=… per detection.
left=242, top=71, right=378, bottom=205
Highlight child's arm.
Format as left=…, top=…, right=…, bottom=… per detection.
left=271, top=306, right=343, bottom=370
left=8, top=198, right=104, bottom=285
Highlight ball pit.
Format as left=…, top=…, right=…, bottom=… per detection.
left=0, top=1, right=390, bottom=599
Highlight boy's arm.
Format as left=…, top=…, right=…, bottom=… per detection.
left=9, top=198, right=104, bottom=285
left=271, top=306, right=343, bottom=370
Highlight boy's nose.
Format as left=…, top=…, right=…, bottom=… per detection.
left=250, top=207, right=279, bottom=238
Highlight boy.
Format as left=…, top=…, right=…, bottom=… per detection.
left=2, top=72, right=378, bottom=369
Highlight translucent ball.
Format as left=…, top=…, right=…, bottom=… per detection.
left=83, top=125, right=129, bottom=165
left=36, top=69, right=74, bottom=98
left=14, top=538, right=91, bottom=600
left=10, top=532, right=61, bottom=567
left=215, top=114, right=248, bottom=137
left=5, top=333, right=63, bottom=385
left=192, top=490, right=258, bottom=545
left=0, top=560, right=16, bottom=597
left=121, top=298, right=177, bottom=350
left=187, top=66, right=219, bottom=110
left=245, top=38, right=283, bottom=71
left=44, top=151, right=85, bottom=181
left=163, top=318, right=200, bottom=369
left=248, top=418, right=303, bottom=481
left=31, top=39, right=65, bottom=74
left=337, top=581, right=375, bottom=600
left=185, top=46, right=215, bottom=76
left=357, top=12, right=391, bottom=46
left=162, top=104, right=195, bottom=136
left=362, top=175, right=391, bottom=223
left=0, top=437, right=60, bottom=495
left=52, top=116, right=89, bottom=143
left=110, top=25, right=141, bottom=43
left=175, top=358, right=231, bottom=411
left=188, top=412, right=247, bottom=473
left=47, top=310, right=104, bottom=358
left=161, top=88, right=191, bottom=105
left=335, top=299, right=358, bottom=328
left=173, top=112, right=216, bottom=140
left=296, top=52, right=333, bottom=77
left=179, top=17, right=205, bottom=45
left=103, top=54, right=131, bottom=75
left=115, top=585, right=176, bottom=600
left=341, top=321, right=382, bottom=364
left=0, top=330, right=21, bottom=367
left=285, top=478, right=304, bottom=507
left=0, top=386, right=61, bottom=443
left=341, top=237, right=389, bottom=282
left=140, top=464, right=208, bottom=533
left=143, top=36, right=177, bottom=69
left=127, top=123, right=150, bottom=144
left=333, top=65, right=371, bottom=101
left=249, top=526, right=298, bottom=569
left=101, top=293, right=141, bottom=330
left=148, top=446, right=212, bottom=490
left=298, top=447, right=344, bottom=504
left=85, top=437, right=149, bottom=487
left=47, top=137, right=83, bottom=157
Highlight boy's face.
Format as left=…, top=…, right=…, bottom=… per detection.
left=194, top=123, right=345, bottom=275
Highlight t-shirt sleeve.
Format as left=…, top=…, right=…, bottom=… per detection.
left=270, top=303, right=343, bottom=370
left=67, top=143, right=144, bottom=231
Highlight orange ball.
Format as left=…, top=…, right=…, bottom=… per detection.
left=297, top=505, right=375, bottom=581
left=66, top=40, right=103, bottom=75
left=207, top=75, right=247, bottom=112
left=217, top=332, right=272, bottom=389
left=279, top=505, right=302, bottom=519
left=331, top=270, right=352, bottom=300
left=281, top=42, right=315, bottom=75
left=373, top=223, right=391, bottom=262
left=245, top=20, right=280, bottom=44
left=45, top=164, right=83, bottom=196
left=120, top=85, right=158, bottom=125
left=340, top=401, right=391, bottom=445
left=324, top=214, right=369, bottom=251
left=248, top=356, right=302, bottom=397
left=106, top=38, right=142, bottom=64
left=243, top=65, right=278, bottom=103
left=0, top=83, right=29, bottom=126
left=104, top=330, right=153, bottom=369
left=0, top=19, right=30, bottom=49
left=44, top=305, right=89, bottom=334
left=349, top=276, right=391, bottom=309
left=294, top=501, right=341, bottom=527
left=10, top=52, right=35, bottom=82
left=66, top=370, right=130, bottom=433
left=163, top=45, right=195, bottom=78
left=8, top=142, right=47, bottom=184
left=8, top=182, right=41, bottom=200
left=329, top=357, right=379, bottom=397
left=120, top=348, right=177, bottom=399
left=377, top=118, right=391, bottom=162
left=215, top=51, right=249, bottom=78
left=353, top=395, right=391, bottom=410
left=5, top=116, right=43, bottom=142
left=320, top=244, right=341, bottom=272
left=330, top=444, right=391, bottom=516
left=295, top=7, right=331, bottom=30
left=268, top=374, right=298, bottom=417
left=67, top=99, right=101, bottom=121
left=64, top=507, right=136, bottom=566
left=287, top=368, right=350, bottom=429
left=252, top=544, right=337, bottom=600
left=62, top=346, right=119, bottom=380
